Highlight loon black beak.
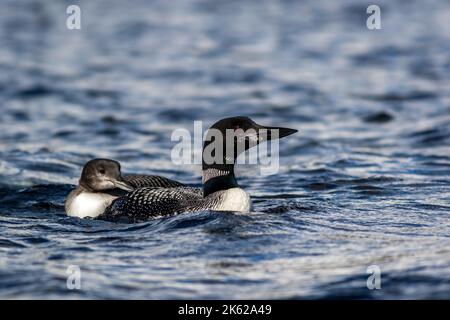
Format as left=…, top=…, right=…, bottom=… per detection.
left=111, top=179, right=134, bottom=192
left=257, top=125, right=298, bottom=141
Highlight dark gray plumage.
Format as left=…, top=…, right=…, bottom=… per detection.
left=124, top=174, right=185, bottom=188
left=99, top=186, right=205, bottom=222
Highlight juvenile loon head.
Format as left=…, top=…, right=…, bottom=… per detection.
left=202, top=116, right=297, bottom=196
left=78, top=158, right=134, bottom=192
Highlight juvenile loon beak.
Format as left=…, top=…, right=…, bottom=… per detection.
left=111, top=179, right=134, bottom=192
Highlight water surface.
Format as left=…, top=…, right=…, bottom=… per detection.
left=0, top=0, right=449, bottom=299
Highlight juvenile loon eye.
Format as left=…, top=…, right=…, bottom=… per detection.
left=99, top=168, right=106, bottom=175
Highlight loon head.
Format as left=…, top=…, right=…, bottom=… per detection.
left=202, top=116, right=297, bottom=195
left=78, top=158, right=134, bottom=192
left=202, top=116, right=297, bottom=168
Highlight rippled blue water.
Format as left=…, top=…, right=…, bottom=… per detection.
left=0, top=0, right=449, bottom=299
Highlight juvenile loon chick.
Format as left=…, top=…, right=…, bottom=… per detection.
left=65, top=159, right=185, bottom=218
left=99, top=116, right=297, bottom=222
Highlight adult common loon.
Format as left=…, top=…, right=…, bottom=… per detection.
left=98, top=116, right=297, bottom=222
left=65, top=158, right=184, bottom=218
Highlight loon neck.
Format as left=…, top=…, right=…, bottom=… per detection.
left=202, top=164, right=238, bottom=197
left=78, top=180, right=95, bottom=192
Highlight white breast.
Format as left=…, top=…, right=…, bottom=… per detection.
left=66, top=192, right=117, bottom=218
left=215, top=188, right=252, bottom=212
